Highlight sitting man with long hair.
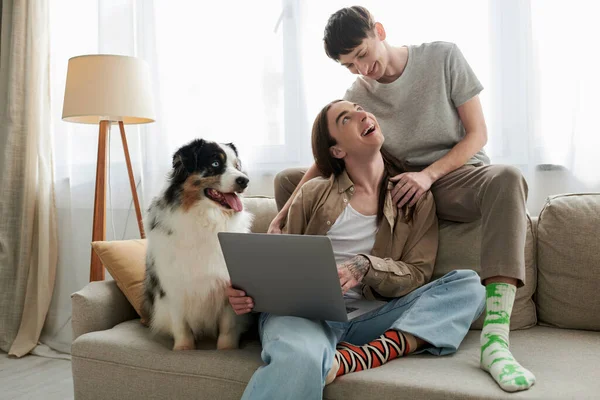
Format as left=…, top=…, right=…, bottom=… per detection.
left=227, top=100, right=486, bottom=400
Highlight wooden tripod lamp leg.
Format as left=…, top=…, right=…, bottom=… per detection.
left=90, top=120, right=110, bottom=282
left=119, top=121, right=146, bottom=239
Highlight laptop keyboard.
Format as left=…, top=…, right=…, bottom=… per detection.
left=346, top=306, right=358, bottom=313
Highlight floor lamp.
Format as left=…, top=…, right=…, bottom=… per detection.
left=62, top=55, right=155, bottom=282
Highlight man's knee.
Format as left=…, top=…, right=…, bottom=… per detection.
left=274, top=168, right=304, bottom=189
left=445, top=270, right=486, bottom=308
left=261, top=315, right=327, bottom=344
left=274, top=168, right=305, bottom=210
left=463, top=270, right=486, bottom=314
left=443, top=269, right=479, bottom=282
left=274, top=168, right=293, bottom=190
left=261, top=317, right=329, bottom=375
left=489, top=165, right=528, bottom=193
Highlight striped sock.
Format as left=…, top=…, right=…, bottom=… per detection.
left=334, top=330, right=415, bottom=377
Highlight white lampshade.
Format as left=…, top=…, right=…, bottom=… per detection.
left=62, top=54, right=155, bottom=124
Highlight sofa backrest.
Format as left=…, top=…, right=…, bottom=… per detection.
left=535, top=193, right=600, bottom=331
left=433, top=216, right=537, bottom=330
left=244, top=196, right=278, bottom=234
left=242, top=196, right=538, bottom=330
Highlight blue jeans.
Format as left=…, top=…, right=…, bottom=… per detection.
left=241, top=270, right=486, bottom=400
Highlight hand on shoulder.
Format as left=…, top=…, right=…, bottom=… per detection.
left=390, top=171, right=434, bottom=208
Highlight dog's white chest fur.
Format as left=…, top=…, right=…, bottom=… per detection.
left=144, top=139, right=254, bottom=351
left=146, top=202, right=253, bottom=347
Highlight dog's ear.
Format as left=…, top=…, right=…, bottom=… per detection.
left=225, top=142, right=238, bottom=157
left=170, top=150, right=188, bottom=184
left=171, top=150, right=189, bottom=180
left=172, top=152, right=183, bottom=169
left=172, top=139, right=205, bottom=176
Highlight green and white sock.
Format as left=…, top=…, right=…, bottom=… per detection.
left=480, top=283, right=536, bottom=392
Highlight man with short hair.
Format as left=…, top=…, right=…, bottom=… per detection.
left=269, top=5, right=535, bottom=393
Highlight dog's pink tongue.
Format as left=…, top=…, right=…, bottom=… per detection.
left=223, top=193, right=243, bottom=212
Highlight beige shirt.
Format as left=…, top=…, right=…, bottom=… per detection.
left=283, top=169, right=439, bottom=299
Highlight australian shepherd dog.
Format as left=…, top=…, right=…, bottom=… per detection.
left=144, top=139, right=253, bottom=350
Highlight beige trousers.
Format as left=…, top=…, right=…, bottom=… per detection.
left=274, top=164, right=528, bottom=286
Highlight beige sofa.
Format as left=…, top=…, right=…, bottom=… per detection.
left=71, top=193, right=600, bottom=399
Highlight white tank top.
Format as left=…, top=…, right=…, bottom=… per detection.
left=326, top=204, right=378, bottom=299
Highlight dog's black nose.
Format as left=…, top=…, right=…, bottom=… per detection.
left=236, top=176, right=249, bottom=189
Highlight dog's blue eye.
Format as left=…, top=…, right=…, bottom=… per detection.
left=212, top=161, right=220, bottom=168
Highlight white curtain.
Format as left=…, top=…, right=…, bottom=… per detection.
left=42, top=0, right=600, bottom=353
left=296, top=0, right=600, bottom=214
left=0, top=0, right=57, bottom=357
left=43, top=0, right=294, bottom=353
left=526, top=0, right=600, bottom=208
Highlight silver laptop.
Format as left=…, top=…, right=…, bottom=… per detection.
left=218, top=232, right=386, bottom=322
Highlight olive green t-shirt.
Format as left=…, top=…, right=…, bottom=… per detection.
left=344, top=41, right=489, bottom=167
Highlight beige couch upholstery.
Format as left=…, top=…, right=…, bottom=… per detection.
left=71, top=194, right=600, bottom=399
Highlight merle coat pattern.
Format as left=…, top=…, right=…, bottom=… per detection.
left=144, top=139, right=253, bottom=350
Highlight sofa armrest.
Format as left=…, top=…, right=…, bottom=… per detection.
left=71, top=280, right=138, bottom=341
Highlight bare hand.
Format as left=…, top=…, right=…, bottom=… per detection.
left=267, top=212, right=285, bottom=234
left=337, top=255, right=370, bottom=294
left=390, top=171, right=433, bottom=209
left=226, top=283, right=254, bottom=315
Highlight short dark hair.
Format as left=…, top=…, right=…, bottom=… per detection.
left=323, top=6, right=376, bottom=60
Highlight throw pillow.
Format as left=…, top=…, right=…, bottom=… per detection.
left=91, top=239, right=147, bottom=323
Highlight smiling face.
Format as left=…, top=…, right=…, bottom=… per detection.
left=337, top=24, right=389, bottom=80
left=326, top=101, right=384, bottom=160
left=167, top=139, right=249, bottom=213
left=323, top=6, right=390, bottom=80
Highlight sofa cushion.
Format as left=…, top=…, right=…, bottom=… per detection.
left=536, top=193, right=600, bottom=331
left=326, top=326, right=600, bottom=400
left=243, top=196, right=279, bottom=233
left=72, top=320, right=263, bottom=400
left=433, top=216, right=537, bottom=330
left=92, top=239, right=147, bottom=322
left=72, top=320, right=600, bottom=399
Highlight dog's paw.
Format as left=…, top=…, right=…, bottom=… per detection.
left=173, top=343, right=195, bottom=351
left=173, top=337, right=196, bottom=351
left=216, top=334, right=239, bottom=350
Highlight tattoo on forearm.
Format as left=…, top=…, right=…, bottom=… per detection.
left=346, top=255, right=370, bottom=281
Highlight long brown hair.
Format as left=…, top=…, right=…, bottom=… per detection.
left=381, top=148, right=415, bottom=222
left=311, top=100, right=414, bottom=223
left=311, top=100, right=344, bottom=177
